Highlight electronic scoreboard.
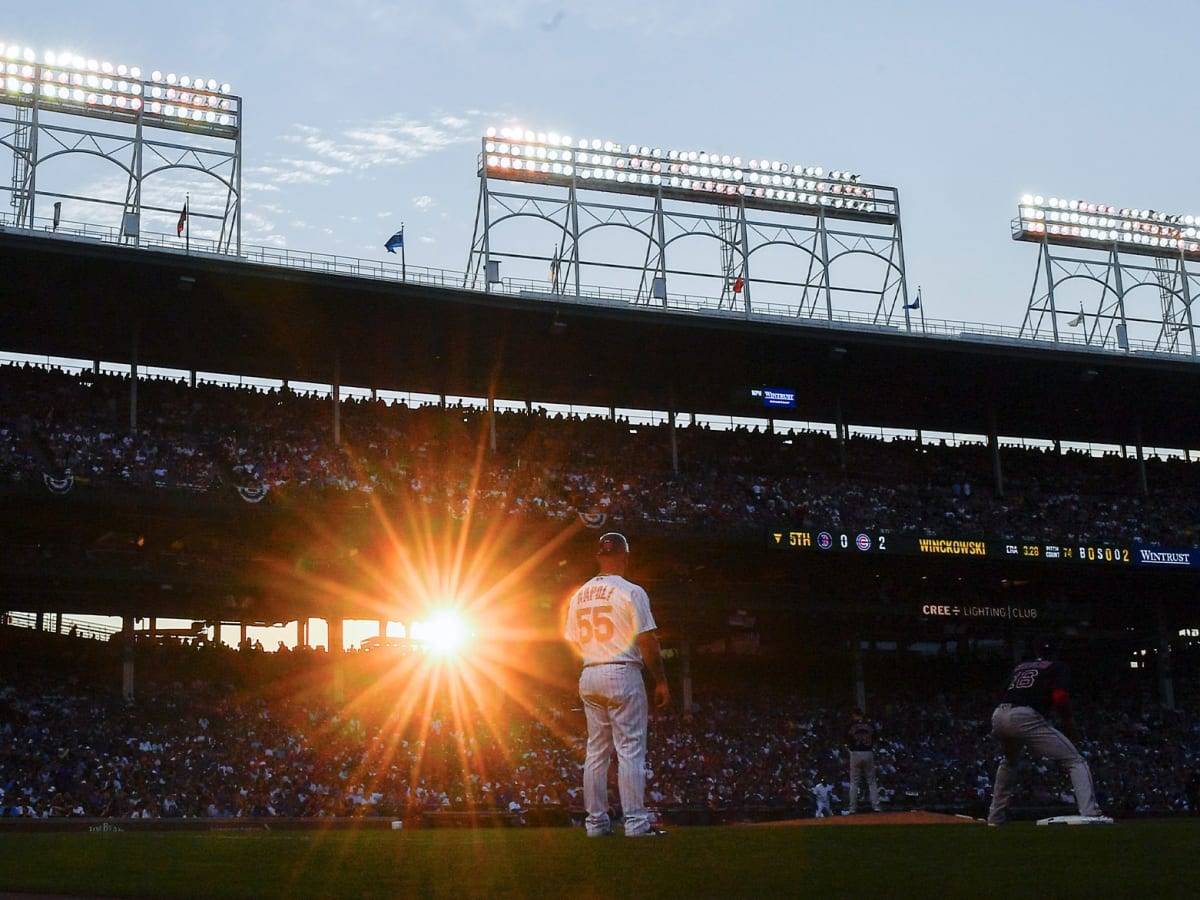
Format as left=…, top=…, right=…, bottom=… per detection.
left=769, top=529, right=1200, bottom=569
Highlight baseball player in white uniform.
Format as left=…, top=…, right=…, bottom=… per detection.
left=812, top=779, right=834, bottom=818
left=564, top=532, right=670, bottom=837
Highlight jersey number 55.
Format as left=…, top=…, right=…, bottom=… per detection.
left=576, top=606, right=614, bottom=644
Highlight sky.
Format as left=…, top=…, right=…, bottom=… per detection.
left=8, top=0, right=1200, bottom=333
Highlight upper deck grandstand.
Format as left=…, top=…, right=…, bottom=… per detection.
left=2, top=227, right=1199, bottom=676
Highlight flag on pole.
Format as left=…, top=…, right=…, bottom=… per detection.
left=385, top=229, right=404, bottom=253
left=176, top=201, right=188, bottom=237
left=732, top=275, right=745, bottom=293
left=1067, top=304, right=1085, bottom=327
left=904, top=287, right=922, bottom=310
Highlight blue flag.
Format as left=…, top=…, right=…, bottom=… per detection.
left=385, top=230, right=404, bottom=253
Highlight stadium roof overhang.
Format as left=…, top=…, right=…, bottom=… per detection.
left=5, top=230, right=1200, bottom=449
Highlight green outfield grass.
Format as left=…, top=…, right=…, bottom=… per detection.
left=0, top=820, right=1193, bottom=900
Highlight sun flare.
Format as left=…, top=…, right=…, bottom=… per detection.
left=249, top=418, right=596, bottom=819
left=413, top=609, right=470, bottom=657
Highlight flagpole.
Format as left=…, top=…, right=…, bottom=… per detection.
left=401, top=223, right=406, bottom=280
left=185, top=192, right=190, bottom=256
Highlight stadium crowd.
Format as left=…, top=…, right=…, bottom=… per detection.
left=1, top=629, right=1197, bottom=823
left=3, top=362, right=1199, bottom=825
left=2, top=363, right=1200, bottom=548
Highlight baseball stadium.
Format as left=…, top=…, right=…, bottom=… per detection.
left=2, top=38, right=1200, bottom=900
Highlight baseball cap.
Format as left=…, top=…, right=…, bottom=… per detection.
left=597, top=532, right=630, bottom=556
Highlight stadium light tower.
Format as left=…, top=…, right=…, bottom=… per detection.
left=1014, top=194, right=1199, bottom=356
left=0, top=40, right=242, bottom=252
left=467, top=127, right=915, bottom=330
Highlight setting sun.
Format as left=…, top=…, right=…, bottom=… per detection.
left=413, top=609, right=471, bottom=657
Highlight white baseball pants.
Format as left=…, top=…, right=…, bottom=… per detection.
left=580, top=663, right=651, bottom=836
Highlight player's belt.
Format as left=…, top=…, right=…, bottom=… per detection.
left=582, top=661, right=642, bottom=669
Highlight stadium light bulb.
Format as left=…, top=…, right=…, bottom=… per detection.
left=481, top=129, right=889, bottom=219
left=5, top=44, right=237, bottom=135
left=1016, top=193, right=1200, bottom=257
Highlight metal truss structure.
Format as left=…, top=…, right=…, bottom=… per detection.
left=466, top=133, right=917, bottom=330
left=1014, top=200, right=1199, bottom=357
left=0, top=49, right=242, bottom=253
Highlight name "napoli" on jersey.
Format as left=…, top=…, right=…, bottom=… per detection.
left=577, top=582, right=615, bottom=604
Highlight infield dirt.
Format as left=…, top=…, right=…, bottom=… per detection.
left=743, top=810, right=981, bottom=827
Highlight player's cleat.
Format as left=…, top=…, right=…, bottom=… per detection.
left=628, top=826, right=668, bottom=837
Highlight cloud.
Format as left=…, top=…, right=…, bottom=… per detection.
left=235, top=110, right=503, bottom=251
left=265, top=158, right=350, bottom=185
left=238, top=208, right=287, bottom=248
left=269, top=112, right=491, bottom=181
